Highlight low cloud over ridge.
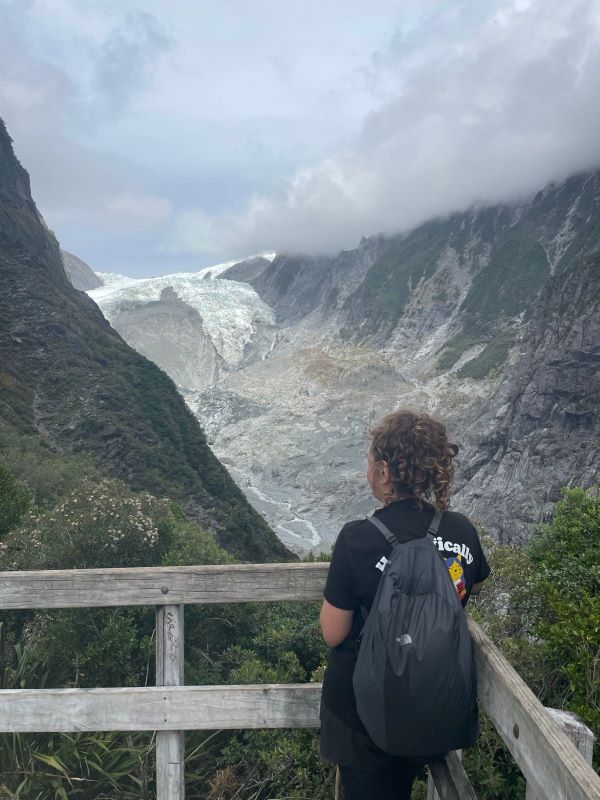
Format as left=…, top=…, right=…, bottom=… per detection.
left=1, top=0, right=600, bottom=273
left=170, top=0, right=600, bottom=259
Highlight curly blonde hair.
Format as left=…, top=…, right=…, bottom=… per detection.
left=369, top=408, right=458, bottom=511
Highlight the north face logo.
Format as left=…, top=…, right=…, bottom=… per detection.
left=375, top=556, right=390, bottom=572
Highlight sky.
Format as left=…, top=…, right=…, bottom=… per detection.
left=2, top=0, right=600, bottom=277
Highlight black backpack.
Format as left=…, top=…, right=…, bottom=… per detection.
left=352, top=510, right=479, bottom=757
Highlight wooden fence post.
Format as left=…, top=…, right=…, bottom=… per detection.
left=427, top=751, right=473, bottom=800
left=156, top=604, right=185, bottom=800
left=427, top=766, right=438, bottom=800
left=525, top=709, right=595, bottom=800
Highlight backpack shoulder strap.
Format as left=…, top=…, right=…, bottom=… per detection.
left=368, top=507, right=443, bottom=548
left=427, top=508, right=443, bottom=538
left=367, top=514, right=398, bottom=547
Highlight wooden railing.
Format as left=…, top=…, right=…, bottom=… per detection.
left=0, top=563, right=597, bottom=800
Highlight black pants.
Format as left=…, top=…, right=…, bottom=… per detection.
left=339, top=762, right=420, bottom=800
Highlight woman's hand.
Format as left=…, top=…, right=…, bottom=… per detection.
left=320, top=598, right=354, bottom=647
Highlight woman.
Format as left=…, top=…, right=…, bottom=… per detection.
left=319, top=408, right=490, bottom=800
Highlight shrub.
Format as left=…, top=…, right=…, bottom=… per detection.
left=0, top=478, right=171, bottom=571
left=528, top=486, right=600, bottom=739
left=0, top=464, right=32, bottom=537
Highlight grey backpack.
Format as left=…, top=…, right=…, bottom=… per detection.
left=352, top=510, right=479, bottom=757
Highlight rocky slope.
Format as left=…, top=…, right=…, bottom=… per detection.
left=0, top=119, right=290, bottom=562
left=61, top=250, right=103, bottom=291
left=78, top=166, right=599, bottom=554
left=453, top=254, right=600, bottom=542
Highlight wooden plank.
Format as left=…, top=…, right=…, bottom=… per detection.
left=468, top=617, right=600, bottom=800
left=156, top=605, right=185, bottom=800
left=429, top=751, right=478, bottom=800
left=0, top=684, right=323, bottom=732
left=427, top=773, right=438, bottom=800
left=545, top=709, right=595, bottom=765
left=156, top=730, right=185, bottom=800
left=0, top=562, right=329, bottom=609
left=526, top=709, right=595, bottom=800
left=156, top=605, right=184, bottom=687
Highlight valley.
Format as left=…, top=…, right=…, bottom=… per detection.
left=81, top=170, right=600, bottom=555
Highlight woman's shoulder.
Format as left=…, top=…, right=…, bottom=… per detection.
left=338, top=517, right=379, bottom=553
left=337, top=516, right=392, bottom=560
left=339, top=517, right=377, bottom=540
left=441, top=507, right=480, bottom=538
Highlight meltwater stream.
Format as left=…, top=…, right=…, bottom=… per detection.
left=227, top=466, right=328, bottom=556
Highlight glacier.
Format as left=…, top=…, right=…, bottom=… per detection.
left=88, top=260, right=276, bottom=368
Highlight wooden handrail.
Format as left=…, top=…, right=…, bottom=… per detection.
left=0, top=684, right=322, bottom=732
left=468, top=617, right=599, bottom=800
left=0, top=561, right=597, bottom=800
left=0, top=562, right=329, bottom=608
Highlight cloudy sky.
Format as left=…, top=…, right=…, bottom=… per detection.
left=2, top=0, right=600, bottom=277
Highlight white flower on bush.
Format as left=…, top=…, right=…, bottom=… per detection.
left=1, top=478, right=173, bottom=569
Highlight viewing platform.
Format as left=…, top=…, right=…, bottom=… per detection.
left=0, top=562, right=597, bottom=799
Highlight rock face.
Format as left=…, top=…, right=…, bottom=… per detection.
left=454, top=255, right=600, bottom=542
left=194, top=171, right=599, bottom=552
left=61, top=250, right=103, bottom=291
left=65, top=159, right=599, bottom=555
left=0, top=118, right=291, bottom=562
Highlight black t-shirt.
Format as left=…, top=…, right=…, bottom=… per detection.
left=320, top=497, right=490, bottom=764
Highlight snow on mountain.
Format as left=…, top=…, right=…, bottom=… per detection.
left=93, top=272, right=140, bottom=292
left=88, top=263, right=276, bottom=367
left=194, top=252, right=276, bottom=281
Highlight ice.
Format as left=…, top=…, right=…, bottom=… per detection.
left=88, top=261, right=275, bottom=366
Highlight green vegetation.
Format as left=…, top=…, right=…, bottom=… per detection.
left=467, top=486, right=600, bottom=795
left=341, top=213, right=553, bottom=343
left=0, top=465, right=32, bottom=537
left=456, top=330, right=515, bottom=379
left=527, top=487, right=600, bottom=736
left=460, top=236, right=550, bottom=336
left=0, top=425, right=598, bottom=797
left=0, top=191, right=289, bottom=563
left=436, top=333, right=483, bottom=372
left=341, top=219, right=459, bottom=337
left=0, top=434, right=328, bottom=797
left=436, top=329, right=514, bottom=379
left=325, top=286, right=340, bottom=308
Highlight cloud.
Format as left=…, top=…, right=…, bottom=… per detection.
left=168, top=0, right=600, bottom=259
left=0, top=1, right=173, bottom=241
left=3, top=0, right=600, bottom=273
left=94, top=10, right=173, bottom=115
left=101, top=192, right=172, bottom=232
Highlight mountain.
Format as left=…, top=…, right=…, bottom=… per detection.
left=77, top=169, right=600, bottom=552
left=61, top=250, right=103, bottom=291
left=87, top=263, right=276, bottom=392
left=453, top=253, right=600, bottom=542
left=0, top=119, right=291, bottom=562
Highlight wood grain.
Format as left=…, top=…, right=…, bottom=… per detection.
left=0, top=563, right=329, bottom=609
left=525, top=709, right=595, bottom=800
left=429, top=751, right=478, bottom=800
left=0, top=684, right=323, bottom=732
left=156, top=605, right=185, bottom=800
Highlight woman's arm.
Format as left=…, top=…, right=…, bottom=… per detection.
left=320, top=598, right=354, bottom=647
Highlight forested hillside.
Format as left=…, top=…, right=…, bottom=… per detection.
left=0, top=119, right=290, bottom=562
